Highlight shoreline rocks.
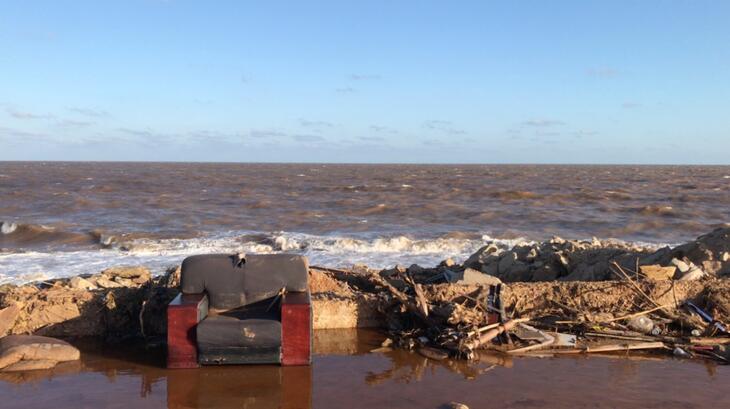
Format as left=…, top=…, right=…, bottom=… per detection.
left=406, top=227, right=730, bottom=284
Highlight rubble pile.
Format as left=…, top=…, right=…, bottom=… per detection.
left=0, top=228, right=728, bottom=365
left=360, top=228, right=730, bottom=363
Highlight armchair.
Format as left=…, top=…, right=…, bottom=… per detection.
left=167, top=253, right=312, bottom=368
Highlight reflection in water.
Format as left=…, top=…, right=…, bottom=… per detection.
left=366, top=350, right=513, bottom=384
left=167, top=366, right=311, bottom=409
left=0, top=329, right=729, bottom=409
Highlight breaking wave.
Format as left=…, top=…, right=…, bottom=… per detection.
left=0, top=230, right=534, bottom=285
left=0, top=222, right=116, bottom=249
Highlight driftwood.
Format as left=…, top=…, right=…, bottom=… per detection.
left=549, top=341, right=667, bottom=354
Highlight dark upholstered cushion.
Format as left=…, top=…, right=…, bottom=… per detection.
left=197, top=317, right=281, bottom=349
left=196, top=298, right=282, bottom=350
left=180, top=253, right=308, bottom=310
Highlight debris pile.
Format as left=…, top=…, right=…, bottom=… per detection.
left=367, top=258, right=730, bottom=363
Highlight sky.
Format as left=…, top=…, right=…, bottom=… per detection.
left=1, top=1, right=729, bottom=164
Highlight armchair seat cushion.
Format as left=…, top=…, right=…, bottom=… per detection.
left=197, top=316, right=281, bottom=349
left=196, top=297, right=282, bottom=364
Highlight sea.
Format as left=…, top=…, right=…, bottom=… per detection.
left=1, top=162, right=728, bottom=284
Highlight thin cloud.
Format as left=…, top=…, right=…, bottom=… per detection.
left=249, top=129, right=287, bottom=138
left=622, top=101, right=642, bottom=109
left=359, top=136, right=385, bottom=142
left=423, top=120, right=466, bottom=135
left=299, top=119, right=334, bottom=128
left=67, top=107, right=110, bottom=118
left=188, top=130, right=246, bottom=144
left=291, top=134, right=325, bottom=142
left=0, top=126, right=48, bottom=141
left=57, top=119, right=94, bottom=128
left=6, top=108, right=53, bottom=120
left=574, top=130, right=598, bottom=138
left=422, top=138, right=444, bottom=146
left=370, top=125, right=398, bottom=134
left=521, top=119, right=565, bottom=127
left=335, top=87, right=356, bottom=94
left=587, top=67, right=620, bottom=78
left=349, top=74, right=381, bottom=81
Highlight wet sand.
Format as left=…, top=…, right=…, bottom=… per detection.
left=1, top=329, right=728, bottom=409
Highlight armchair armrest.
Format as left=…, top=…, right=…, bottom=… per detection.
left=281, top=291, right=312, bottom=366
left=167, top=293, right=208, bottom=368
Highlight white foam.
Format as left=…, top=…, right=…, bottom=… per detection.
left=0, top=230, right=671, bottom=285
left=1, top=222, right=18, bottom=235
left=0, top=231, right=510, bottom=285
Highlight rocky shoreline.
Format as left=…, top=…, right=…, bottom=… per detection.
left=0, top=228, right=728, bottom=344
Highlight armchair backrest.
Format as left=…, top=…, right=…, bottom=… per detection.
left=180, top=253, right=309, bottom=310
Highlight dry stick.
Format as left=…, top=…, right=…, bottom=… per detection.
left=404, top=273, right=430, bottom=318
left=549, top=341, right=666, bottom=354
left=375, top=276, right=432, bottom=324
left=610, top=262, right=663, bottom=310
left=310, top=265, right=351, bottom=274
left=606, top=304, right=674, bottom=323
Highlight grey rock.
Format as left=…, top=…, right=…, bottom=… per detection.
left=498, top=251, right=517, bottom=275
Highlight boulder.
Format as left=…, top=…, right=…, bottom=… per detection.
left=463, top=244, right=501, bottom=269
left=101, top=266, right=151, bottom=282
left=69, top=276, right=97, bottom=290
left=95, top=277, right=123, bottom=288
left=0, top=304, right=21, bottom=336
left=498, top=251, right=517, bottom=275
left=0, top=335, right=80, bottom=372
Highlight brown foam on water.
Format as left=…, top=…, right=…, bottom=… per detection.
left=0, top=329, right=728, bottom=409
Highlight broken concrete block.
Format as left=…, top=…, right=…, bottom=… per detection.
left=670, top=258, right=691, bottom=273
left=452, top=268, right=502, bottom=286
left=679, top=265, right=706, bottom=281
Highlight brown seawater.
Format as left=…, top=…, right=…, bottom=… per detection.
left=0, top=329, right=728, bottom=409
left=1, top=162, right=728, bottom=282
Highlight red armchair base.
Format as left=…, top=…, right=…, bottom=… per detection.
left=167, top=291, right=312, bottom=368
left=281, top=292, right=312, bottom=366
left=167, top=293, right=207, bottom=369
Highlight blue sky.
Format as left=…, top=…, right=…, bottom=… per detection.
left=1, top=1, right=728, bottom=163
